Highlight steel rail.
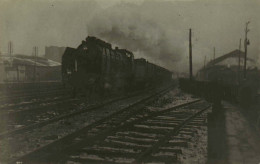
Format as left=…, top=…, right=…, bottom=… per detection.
left=57, top=98, right=204, bottom=164
left=135, top=104, right=211, bottom=163
left=10, top=86, right=173, bottom=164
left=1, top=86, right=172, bottom=139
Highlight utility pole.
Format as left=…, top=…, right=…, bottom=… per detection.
left=213, top=47, right=215, bottom=60
left=33, top=46, right=38, bottom=82
left=243, top=21, right=250, bottom=79
left=8, top=41, right=13, bottom=56
left=204, top=55, right=207, bottom=69
left=238, top=38, right=241, bottom=83
left=8, top=41, right=13, bottom=68
left=189, top=29, right=193, bottom=80
left=213, top=47, right=216, bottom=60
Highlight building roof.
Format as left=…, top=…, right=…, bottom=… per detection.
left=205, top=49, right=258, bottom=69
left=0, top=54, right=60, bottom=67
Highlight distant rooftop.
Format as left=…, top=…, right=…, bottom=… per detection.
left=205, top=49, right=258, bottom=69
left=0, top=54, right=60, bottom=66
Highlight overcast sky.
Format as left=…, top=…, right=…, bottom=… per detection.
left=0, top=0, right=259, bottom=72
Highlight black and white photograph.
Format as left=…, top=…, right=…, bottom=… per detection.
left=0, top=0, right=259, bottom=163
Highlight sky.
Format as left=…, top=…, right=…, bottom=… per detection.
left=0, top=0, right=259, bottom=73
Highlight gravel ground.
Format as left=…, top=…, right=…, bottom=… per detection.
left=147, top=88, right=197, bottom=111
left=148, top=89, right=209, bottom=164
left=224, top=102, right=260, bottom=164
left=179, top=126, right=208, bottom=164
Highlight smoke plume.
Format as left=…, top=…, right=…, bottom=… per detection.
left=87, top=2, right=188, bottom=72
left=87, top=0, right=259, bottom=73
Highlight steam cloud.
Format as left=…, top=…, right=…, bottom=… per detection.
left=87, top=2, right=187, bottom=72
left=87, top=0, right=259, bottom=73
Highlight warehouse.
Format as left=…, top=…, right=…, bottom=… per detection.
left=197, top=49, right=260, bottom=84
left=0, top=54, right=61, bottom=83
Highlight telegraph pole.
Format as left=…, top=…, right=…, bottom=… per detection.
left=243, top=21, right=250, bottom=79
left=8, top=41, right=13, bottom=68
left=189, top=29, right=193, bottom=80
left=204, top=55, right=207, bottom=69
left=33, top=47, right=36, bottom=82
left=238, top=38, right=241, bottom=83
left=8, top=41, right=13, bottom=56
left=33, top=46, right=38, bottom=82
left=213, top=47, right=215, bottom=60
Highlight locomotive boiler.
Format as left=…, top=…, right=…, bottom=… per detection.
left=62, top=36, right=172, bottom=96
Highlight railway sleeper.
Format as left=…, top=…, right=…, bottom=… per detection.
left=116, top=131, right=162, bottom=139
left=75, top=148, right=139, bottom=158
left=129, top=126, right=171, bottom=135
left=143, top=120, right=179, bottom=127
left=170, top=136, right=192, bottom=142
left=179, top=131, right=195, bottom=137
left=186, top=121, right=204, bottom=126
left=167, top=140, right=188, bottom=147
left=160, top=118, right=188, bottom=122
left=191, top=118, right=206, bottom=122
left=111, top=134, right=158, bottom=143
left=166, top=112, right=190, bottom=116
left=85, top=145, right=142, bottom=153
left=163, top=112, right=190, bottom=116
left=150, top=118, right=182, bottom=124
left=68, top=154, right=135, bottom=164
left=154, top=116, right=187, bottom=121
left=97, top=141, right=149, bottom=152
left=159, top=147, right=183, bottom=154
left=134, top=124, right=175, bottom=131
left=180, top=128, right=198, bottom=134
left=183, top=125, right=201, bottom=129
left=105, top=135, right=157, bottom=145
left=145, top=119, right=180, bottom=125
left=104, top=139, right=152, bottom=149
left=144, top=153, right=178, bottom=163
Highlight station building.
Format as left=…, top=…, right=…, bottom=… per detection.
left=197, top=49, right=260, bottom=84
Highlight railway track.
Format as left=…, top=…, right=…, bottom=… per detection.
left=12, top=95, right=209, bottom=163
left=0, top=94, right=71, bottom=113
left=6, top=86, right=174, bottom=164
left=0, top=85, right=173, bottom=140
left=0, top=88, right=76, bottom=134
left=0, top=88, right=69, bottom=104
left=1, top=86, right=150, bottom=134
left=0, top=96, right=80, bottom=133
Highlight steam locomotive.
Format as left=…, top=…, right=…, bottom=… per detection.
left=62, top=36, right=172, bottom=96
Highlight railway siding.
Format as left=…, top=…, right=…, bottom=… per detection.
left=2, top=86, right=181, bottom=163
left=13, top=96, right=209, bottom=164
